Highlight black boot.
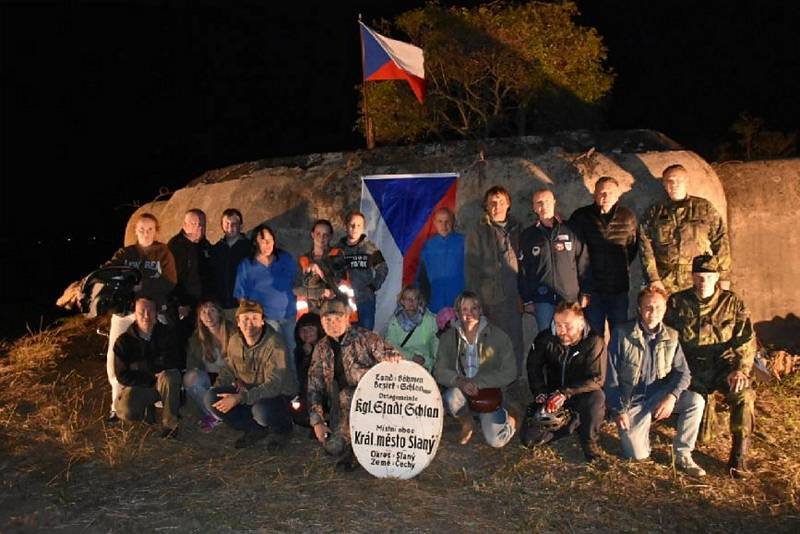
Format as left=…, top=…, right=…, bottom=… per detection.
left=581, top=439, right=602, bottom=463
left=728, top=435, right=749, bottom=478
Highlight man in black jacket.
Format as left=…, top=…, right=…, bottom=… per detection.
left=114, top=295, right=183, bottom=438
left=524, top=301, right=606, bottom=461
left=518, top=189, right=592, bottom=334
left=570, top=177, right=638, bottom=336
left=208, top=208, right=251, bottom=321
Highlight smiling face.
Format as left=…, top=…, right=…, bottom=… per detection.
left=135, top=218, right=157, bottom=247
left=486, top=193, right=510, bottom=223
left=298, top=324, right=320, bottom=346
left=638, top=292, right=667, bottom=330
left=256, top=228, right=275, bottom=257
left=457, top=297, right=481, bottom=331
left=199, top=302, right=222, bottom=330
left=237, top=311, right=264, bottom=343
left=221, top=213, right=242, bottom=239
left=134, top=298, right=157, bottom=335
left=182, top=212, right=203, bottom=242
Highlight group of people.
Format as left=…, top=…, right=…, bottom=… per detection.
left=65, top=162, right=756, bottom=477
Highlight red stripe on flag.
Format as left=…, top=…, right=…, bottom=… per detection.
left=402, top=181, right=458, bottom=286
left=365, top=61, right=426, bottom=103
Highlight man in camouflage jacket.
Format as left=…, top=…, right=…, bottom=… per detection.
left=639, top=164, right=731, bottom=294
left=665, top=255, right=756, bottom=477
left=307, top=298, right=401, bottom=470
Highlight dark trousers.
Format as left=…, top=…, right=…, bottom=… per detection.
left=585, top=292, right=629, bottom=337
left=204, top=385, right=293, bottom=434
left=553, top=389, right=605, bottom=445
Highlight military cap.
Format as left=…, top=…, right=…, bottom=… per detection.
left=236, top=299, right=264, bottom=317
left=691, top=254, right=719, bottom=273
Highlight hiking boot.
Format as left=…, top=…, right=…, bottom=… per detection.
left=234, top=426, right=270, bottom=449
left=581, top=440, right=603, bottom=462
left=160, top=426, right=179, bottom=440
left=335, top=447, right=357, bottom=473
left=676, top=453, right=706, bottom=477
left=143, top=405, right=157, bottom=425
left=199, top=415, right=222, bottom=434
left=728, top=435, right=749, bottom=479
left=456, top=414, right=475, bottom=445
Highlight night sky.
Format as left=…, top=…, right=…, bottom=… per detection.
left=1, top=0, right=798, bottom=337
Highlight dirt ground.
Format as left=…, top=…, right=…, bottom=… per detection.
left=1, top=317, right=798, bottom=533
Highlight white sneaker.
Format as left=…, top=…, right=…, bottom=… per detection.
left=677, top=454, right=706, bottom=477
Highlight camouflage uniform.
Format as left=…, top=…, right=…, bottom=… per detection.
left=307, top=327, right=401, bottom=446
left=639, top=196, right=731, bottom=294
left=665, top=286, right=756, bottom=442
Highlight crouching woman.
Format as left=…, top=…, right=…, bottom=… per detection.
left=433, top=291, right=518, bottom=447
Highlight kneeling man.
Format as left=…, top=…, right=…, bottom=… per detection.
left=525, top=302, right=606, bottom=461
left=606, top=287, right=706, bottom=476
left=205, top=299, right=297, bottom=449
left=307, top=298, right=402, bottom=471
left=114, top=294, right=182, bottom=438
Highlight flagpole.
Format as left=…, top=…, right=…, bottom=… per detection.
left=359, top=16, right=376, bottom=150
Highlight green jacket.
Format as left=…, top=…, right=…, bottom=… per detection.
left=665, top=287, right=755, bottom=389
left=639, top=196, right=731, bottom=294
left=465, top=214, right=521, bottom=306
left=385, top=311, right=439, bottom=371
left=433, top=320, right=517, bottom=391
left=218, top=326, right=298, bottom=404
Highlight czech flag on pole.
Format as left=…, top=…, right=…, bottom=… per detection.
left=360, top=21, right=425, bottom=103
left=361, top=173, right=458, bottom=331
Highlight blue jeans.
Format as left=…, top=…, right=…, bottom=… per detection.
left=585, top=292, right=629, bottom=336
left=443, top=387, right=515, bottom=448
left=533, top=302, right=556, bottom=334
left=204, top=385, right=293, bottom=434
left=355, top=299, right=376, bottom=331
left=183, top=369, right=216, bottom=419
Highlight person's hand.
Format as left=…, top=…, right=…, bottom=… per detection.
left=534, top=393, right=547, bottom=404
left=719, top=280, right=731, bottom=291
left=649, top=280, right=666, bottom=293
left=456, top=377, right=479, bottom=397
left=727, top=370, right=749, bottom=393
left=579, top=294, right=590, bottom=308
left=545, top=391, right=566, bottom=413
left=313, top=422, right=331, bottom=444
left=616, top=413, right=630, bottom=431
left=523, top=303, right=535, bottom=314
left=321, top=288, right=334, bottom=299
left=213, top=392, right=241, bottom=413
left=412, top=355, right=425, bottom=366
left=653, top=394, right=677, bottom=421
left=178, top=305, right=192, bottom=320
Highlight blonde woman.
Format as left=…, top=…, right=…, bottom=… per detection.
left=184, top=299, right=234, bottom=432
left=384, top=286, right=439, bottom=371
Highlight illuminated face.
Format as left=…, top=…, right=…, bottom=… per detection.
left=554, top=310, right=585, bottom=346
left=199, top=303, right=221, bottom=330
left=594, top=181, right=621, bottom=213
left=532, top=191, right=556, bottom=221
left=298, top=324, right=320, bottom=346
left=135, top=218, right=157, bottom=247
left=638, top=293, right=667, bottom=330
left=347, top=215, right=365, bottom=242
left=256, top=229, right=275, bottom=257
left=458, top=297, right=481, bottom=330
left=662, top=169, right=688, bottom=201
left=221, top=214, right=242, bottom=238
left=311, top=223, right=332, bottom=251
left=321, top=310, right=349, bottom=338
left=237, top=312, right=264, bottom=340
left=134, top=298, right=157, bottom=335
left=433, top=210, right=453, bottom=238
left=400, top=290, right=420, bottom=314
left=486, top=193, right=510, bottom=223
left=692, top=272, right=719, bottom=298
left=182, top=212, right=203, bottom=242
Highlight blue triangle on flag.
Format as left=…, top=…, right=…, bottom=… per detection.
left=361, top=25, right=392, bottom=78
left=365, top=176, right=456, bottom=254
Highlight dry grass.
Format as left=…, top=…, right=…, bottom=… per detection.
left=0, top=316, right=798, bottom=532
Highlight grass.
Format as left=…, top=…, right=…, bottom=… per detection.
left=0, top=316, right=798, bottom=532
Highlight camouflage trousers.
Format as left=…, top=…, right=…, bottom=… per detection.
left=322, top=383, right=355, bottom=456
left=692, top=370, right=755, bottom=445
